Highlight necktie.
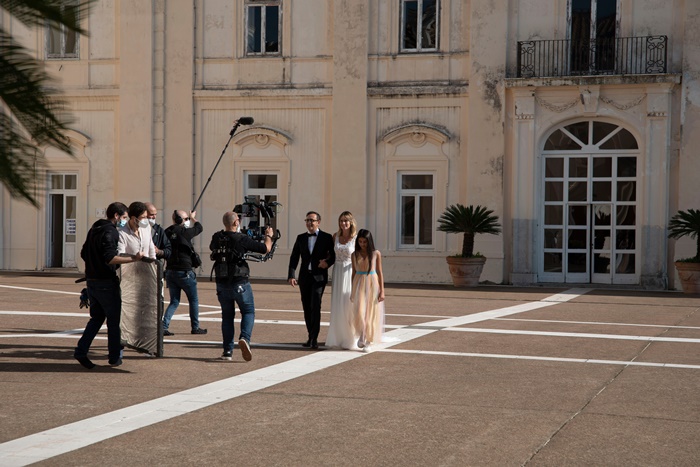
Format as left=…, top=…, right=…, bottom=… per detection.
left=307, top=232, right=317, bottom=237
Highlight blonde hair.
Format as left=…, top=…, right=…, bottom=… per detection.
left=336, top=211, right=357, bottom=238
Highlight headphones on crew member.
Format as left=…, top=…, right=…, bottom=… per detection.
left=173, top=210, right=183, bottom=225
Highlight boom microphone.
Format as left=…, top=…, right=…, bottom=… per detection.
left=192, top=115, right=255, bottom=211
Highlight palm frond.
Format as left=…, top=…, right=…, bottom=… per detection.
left=0, top=30, right=73, bottom=151
left=0, top=113, right=44, bottom=207
left=0, top=1, right=88, bottom=206
left=0, top=0, right=91, bottom=35
left=437, top=204, right=501, bottom=257
left=668, top=209, right=700, bottom=240
left=437, top=204, right=502, bottom=235
left=668, top=209, right=700, bottom=260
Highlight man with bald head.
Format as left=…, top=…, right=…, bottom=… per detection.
left=145, top=202, right=171, bottom=260
left=209, top=211, right=273, bottom=361
left=163, top=209, right=207, bottom=336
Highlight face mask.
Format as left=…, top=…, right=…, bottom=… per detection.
left=138, top=218, right=149, bottom=228
left=148, top=219, right=156, bottom=227
left=184, top=220, right=191, bottom=228
left=118, top=219, right=127, bottom=227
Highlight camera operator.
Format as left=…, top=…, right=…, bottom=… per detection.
left=210, top=211, right=273, bottom=362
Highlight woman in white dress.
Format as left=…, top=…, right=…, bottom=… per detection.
left=325, top=211, right=358, bottom=349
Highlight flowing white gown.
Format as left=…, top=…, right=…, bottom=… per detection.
left=326, top=235, right=358, bottom=349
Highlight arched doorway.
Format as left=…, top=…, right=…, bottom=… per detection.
left=540, top=120, right=640, bottom=284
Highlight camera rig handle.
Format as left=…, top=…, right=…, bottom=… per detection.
left=242, top=229, right=281, bottom=263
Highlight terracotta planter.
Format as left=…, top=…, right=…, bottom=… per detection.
left=445, top=256, right=486, bottom=287
left=675, top=261, right=700, bottom=294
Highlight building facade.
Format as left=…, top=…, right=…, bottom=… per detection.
left=1, top=0, right=698, bottom=289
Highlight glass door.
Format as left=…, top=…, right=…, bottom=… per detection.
left=541, top=121, right=639, bottom=285
left=47, top=173, right=78, bottom=268
left=569, top=0, right=618, bottom=74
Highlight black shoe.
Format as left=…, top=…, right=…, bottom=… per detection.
left=74, top=355, right=95, bottom=369
left=221, top=351, right=233, bottom=361
left=109, top=358, right=122, bottom=367
left=311, top=339, right=319, bottom=349
left=302, top=340, right=311, bottom=348
left=163, top=330, right=174, bottom=336
left=191, top=328, right=208, bottom=335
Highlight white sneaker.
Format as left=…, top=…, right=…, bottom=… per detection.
left=363, top=344, right=372, bottom=353
left=239, top=339, right=252, bottom=362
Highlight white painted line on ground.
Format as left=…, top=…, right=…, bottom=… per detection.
left=380, top=348, right=700, bottom=369
left=445, top=327, right=700, bottom=343
left=0, top=285, right=79, bottom=295
left=493, top=318, right=700, bottom=330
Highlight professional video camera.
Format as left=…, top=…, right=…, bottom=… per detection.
left=231, top=196, right=283, bottom=263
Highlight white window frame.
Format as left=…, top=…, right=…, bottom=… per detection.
left=245, top=0, right=282, bottom=56
left=397, top=171, right=435, bottom=249
left=45, top=1, right=80, bottom=60
left=400, top=0, right=440, bottom=53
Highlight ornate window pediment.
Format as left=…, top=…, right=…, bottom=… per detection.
left=231, top=126, right=292, bottom=159
left=381, top=124, right=450, bottom=159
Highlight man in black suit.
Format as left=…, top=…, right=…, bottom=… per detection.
left=288, top=211, right=335, bottom=349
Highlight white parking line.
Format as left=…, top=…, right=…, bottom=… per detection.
left=0, top=287, right=590, bottom=465
left=380, top=349, right=700, bottom=369
left=494, top=318, right=700, bottom=330
left=445, top=327, right=700, bottom=343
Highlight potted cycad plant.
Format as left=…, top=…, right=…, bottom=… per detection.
left=667, top=209, right=700, bottom=294
left=437, top=204, right=501, bottom=287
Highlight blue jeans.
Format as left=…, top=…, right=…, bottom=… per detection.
left=216, top=280, right=255, bottom=352
left=164, top=269, right=200, bottom=331
left=75, top=279, right=123, bottom=362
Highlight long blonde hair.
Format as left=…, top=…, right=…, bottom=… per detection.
left=336, top=211, right=357, bottom=238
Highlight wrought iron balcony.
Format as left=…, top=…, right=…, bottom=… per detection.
left=516, top=35, right=667, bottom=79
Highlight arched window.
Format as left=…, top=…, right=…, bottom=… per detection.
left=540, top=120, right=639, bottom=285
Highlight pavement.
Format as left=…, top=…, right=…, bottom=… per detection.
left=0, top=272, right=699, bottom=466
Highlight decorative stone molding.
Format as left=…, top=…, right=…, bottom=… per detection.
left=514, top=92, right=535, bottom=120
left=600, top=95, right=645, bottom=110
left=231, top=126, right=292, bottom=157
left=381, top=124, right=450, bottom=147
left=578, top=86, right=600, bottom=113
left=535, top=96, right=579, bottom=113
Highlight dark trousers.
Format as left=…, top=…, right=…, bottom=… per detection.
left=298, top=270, right=326, bottom=342
left=75, top=279, right=123, bottom=362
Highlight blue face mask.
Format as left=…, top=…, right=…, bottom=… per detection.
left=118, top=219, right=127, bottom=227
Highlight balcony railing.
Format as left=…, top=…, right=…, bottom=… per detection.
left=516, top=35, right=667, bottom=79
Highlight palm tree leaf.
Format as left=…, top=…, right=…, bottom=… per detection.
left=0, top=113, right=45, bottom=207
left=0, top=30, right=73, bottom=152
left=0, top=0, right=91, bottom=35
left=437, top=204, right=502, bottom=235
left=668, top=209, right=700, bottom=240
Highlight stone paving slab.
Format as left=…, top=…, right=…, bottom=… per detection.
left=0, top=273, right=699, bottom=466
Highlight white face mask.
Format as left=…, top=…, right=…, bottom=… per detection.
left=184, top=220, right=191, bottom=228
left=138, top=218, right=149, bottom=228
left=148, top=218, right=156, bottom=227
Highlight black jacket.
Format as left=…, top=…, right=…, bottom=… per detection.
left=80, top=219, right=119, bottom=281
left=287, top=230, right=335, bottom=284
left=151, top=223, right=171, bottom=260
left=165, top=222, right=203, bottom=271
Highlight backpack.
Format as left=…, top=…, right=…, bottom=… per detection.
left=209, top=231, right=244, bottom=281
